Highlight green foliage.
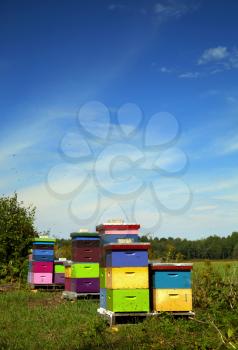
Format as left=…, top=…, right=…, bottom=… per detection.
left=0, top=193, right=37, bottom=281
left=193, top=261, right=238, bottom=310
left=55, top=239, right=72, bottom=260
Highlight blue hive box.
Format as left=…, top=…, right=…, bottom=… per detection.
left=152, top=270, right=191, bottom=289
left=32, top=249, right=54, bottom=256
left=100, top=234, right=139, bottom=245
left=105, top=250, right=148, bottom=267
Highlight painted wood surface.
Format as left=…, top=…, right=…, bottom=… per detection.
left=153, top=289, right=192, bottom=312
left=106, top=267, right=149, bottom=289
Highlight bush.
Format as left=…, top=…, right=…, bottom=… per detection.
left=0, top=193, right=37, bottom=281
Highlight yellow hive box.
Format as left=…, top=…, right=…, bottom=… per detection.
left=65, top=265, right=71, bottom=278
left=106, top=267, right=149, bottom=289
left=153, top=289, right=192, bottom=312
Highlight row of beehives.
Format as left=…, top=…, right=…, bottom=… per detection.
left=27, top=237, right=65, bottom=285
left=63, top=222, right=193, bottom=313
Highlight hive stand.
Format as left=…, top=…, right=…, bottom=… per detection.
left=30, top=283, right=64, bottom=291
left=97, top=307, right=195, bottom=326
left=62, top=291, right=99, bottom=300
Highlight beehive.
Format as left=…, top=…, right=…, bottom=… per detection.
left=150, top=263, right=193, bottom=312
left=28, top=237, right=56, bottom=285
left=66, top=231, right=100, bottom=295
left=97, top=220, right=150, bottom=313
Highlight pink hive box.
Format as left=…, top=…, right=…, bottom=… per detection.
left=31, top=273, right=53, bottom=284
left=103, top=230, right=139, bottom=235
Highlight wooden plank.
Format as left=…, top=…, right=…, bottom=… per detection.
left=29, top=284, right=64, bottom=291
left=62, top=291, right=99, bottom=300
left=97, top=308, right=195, bottom=326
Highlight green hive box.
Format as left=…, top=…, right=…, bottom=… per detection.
left=71, top=263, right=99, bottom=278
left=100, top=267, right=107, bottom=288
left=34, top=237, right=56, bottom=242
left=54, top=264, right=65, bottom=273
left=70, top=232, right=99, bottom=238
left=107, top=289, right=150, bottom=312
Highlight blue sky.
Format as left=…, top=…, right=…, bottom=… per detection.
left=0, top=0, right=237, bottom=239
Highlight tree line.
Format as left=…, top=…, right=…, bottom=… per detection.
left=55, top=232, right=238, bottom=261
left=140, top=233, right=238, bottom=260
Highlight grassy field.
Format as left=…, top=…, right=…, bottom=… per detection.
left=0, top=261, right=237, bottom=350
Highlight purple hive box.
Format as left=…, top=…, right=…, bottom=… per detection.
left=54, top=273, right=65, bottom=285
left=71, top=278, right=99, bottom=293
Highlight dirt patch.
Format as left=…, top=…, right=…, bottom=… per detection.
left=27, top=293, right=65, bottom=309
left=0, top=284, right=18, bottom=292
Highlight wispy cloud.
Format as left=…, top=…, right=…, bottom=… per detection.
left=158, top=46, right=238, bottom=80
left=213, top=134, right=238, bottom=156
left=198, top=46, right=238, bottom=70
left=154, top=1, right=197, bottom=19
left=198, top=46, right=229, bottom=65
left=108, top=4, right=127, bottom=11
left=213, top=194, right=238, bottom=202
left=160, top=66, right=172, bottom=73
left=194, top=205, right=218, bottom=211
left=178, top=71, right=200, bottom=79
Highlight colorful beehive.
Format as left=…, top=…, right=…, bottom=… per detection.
left=150, top=263, right=193, bottom=312
left=28, top=237, right=56, bottom=285
left=101, top=242, right=151, bottom=312
left=54, top=260, right=65, bottom=285
left=67, top=231, right=100, bottom=295
left=96, top=221, right=143, bottom=310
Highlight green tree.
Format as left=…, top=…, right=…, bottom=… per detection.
left=0, top=193, right=37, bottom=281
left=232, top=243, right=238, bottom=259
left=55, top=239, right=72, bottom=260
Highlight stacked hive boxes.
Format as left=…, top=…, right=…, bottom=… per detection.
left=29, top=237, right=56, bottom=285
left=54, top=260, right=65, bottom=285
left=150, top=263, right=193, bottom=312
left=69, top=231, right=100, bottom=294
left=97, top=221, right=150, bottom=312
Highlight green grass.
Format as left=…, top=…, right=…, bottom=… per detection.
left=0, top=261, right=238, bottom=350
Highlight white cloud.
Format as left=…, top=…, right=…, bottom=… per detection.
left=160, top=66, right=172, bottom=73
left=178, top=71, right=200, bottom=79
left=198, top=46, right=238, bottom=70
left=214, top=194, right=238, bottom=202
left=194, top=205, right=218, bottom=211
left=154, top=2, right=191, bottom=19
left=18, top=182, right=75, bottom=236
left=194, top=178, right=238, bottom=195
left=213, top=134, right=238, bottom=156
left=198, top=46, right=229, bottom=65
